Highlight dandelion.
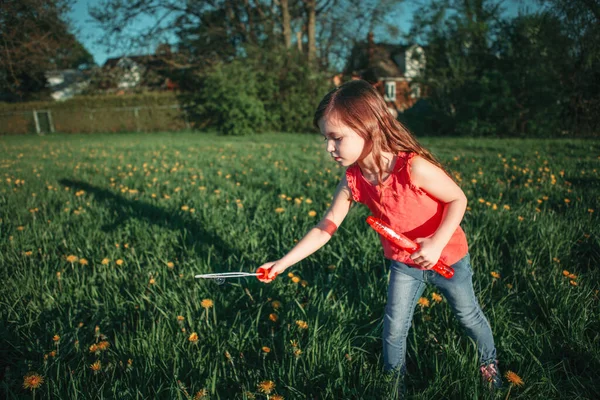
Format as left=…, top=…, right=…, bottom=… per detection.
left=275, top=207, right=285, bottom=213
left=149, top=277, right=156, bottom=285
left=431, top=293, right=442, bottom=303
left=23, top=373, right=44, bottom=390
left=269, top=313, right=278, bottom=322
left=417, top=297, right=430, bottom=308
left=570, top=280, right=578, bottom=286
left=518, top=216, right=524, bottom=221
left=116, top=259, right=124, bottom=266
left=193, top=389, right=209, bottom=399
left=296, top=320, right=308, bottom=330
left=491, top=271, right=501, bottom=279
left=53, top=334, right=60, bottom=343
left=89, top=344, right=99, bottom=353
left=257, top=380, right=276, bottom=394
left=293, top=349, right=302, bottom=358
left=101, top=258, right=110, bottom=265
left=90, top=360, right=101, bottom=373
left=287, top=272, right=294, bottom=278
left=504, top=370, right=524, bottom=386
left=291, top=276, right=300, bottom=283
left=167, top=261, right=174, bottom=269
left=503, top=205, right=510, bottom=210
left=271, top=395, right=285, bottom=400
left=568, top=273, right=577, bottom=279
left=201, top=299, right=214, bottom=309
left=308, top=210, right=317, bottom=217
left=181, top=205, right=189, bottom=211
left=271, top=300, right=282, bottom=309
left=66, top=255, right=78, bottom=263
left=262, top=346, right=271, bottom=354
left=97, top=341, right=110, bottom=351
left=177, top=315, right=185, bottom=322
left=188, top=332, right=199, bottom=343
left=562, top=270, right=570, bottom=276
left=79, top=258, right=89, bottom=265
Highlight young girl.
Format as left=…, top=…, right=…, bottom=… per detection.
left=257, top=79, right=503, bottom=394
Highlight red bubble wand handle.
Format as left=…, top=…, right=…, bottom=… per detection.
left=366, top=216, right=454, bottom=279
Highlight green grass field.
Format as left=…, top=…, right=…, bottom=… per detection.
left=1, top=132, right=598, bottom=399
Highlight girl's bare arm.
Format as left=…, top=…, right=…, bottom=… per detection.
left=259, top=174, right=353, bottom=280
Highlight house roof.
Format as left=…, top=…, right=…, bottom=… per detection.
left=345, top=41, right=424, bottom=81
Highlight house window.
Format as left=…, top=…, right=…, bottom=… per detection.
left=410, top=84, right=421, bottom=99
left=384, top=81, right=396, bottom=102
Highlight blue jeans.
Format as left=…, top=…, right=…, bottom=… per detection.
left=383, top=253, right=497, bottom=373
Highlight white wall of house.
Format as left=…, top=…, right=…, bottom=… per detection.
left=404, top=45, right=425, bottom=80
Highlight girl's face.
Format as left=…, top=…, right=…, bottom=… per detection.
left=318, top=115, right=370, bottom=167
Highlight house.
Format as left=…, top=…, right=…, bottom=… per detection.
left=45, top=69, right=90, bottom=101
left=102, top=47, right=184, bottom=92
left=337, top=32, right=426, bottom=116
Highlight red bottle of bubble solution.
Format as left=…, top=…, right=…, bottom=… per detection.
left=366, top=216, right=454, bottom=279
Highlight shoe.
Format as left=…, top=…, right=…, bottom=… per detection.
left=480, top=359, right=503, bottom=390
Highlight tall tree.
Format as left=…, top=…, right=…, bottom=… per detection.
left=0, top=0, right=94, bottom=101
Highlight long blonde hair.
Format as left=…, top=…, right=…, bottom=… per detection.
left=313, top=80, right=446, bottom=185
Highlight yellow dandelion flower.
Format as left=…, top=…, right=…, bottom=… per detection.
left=269, top=313, right=279, bottom=322
left=181, top=205, right=189, bottom=211
left=417, top=297, right=430, bottom=308
left=271, top=395, right=285, bottom=400
left=17, top=226, right=25, bottom=231
left=562, top=270, right=570, bottom=276
left=570, top=280, right=578, bottom=286
left=275, top=207, right=285, bottom=213
left=518, top=216, right=524, bottom=221
left=149, top=278, right=156, bottom=285
left=293, top=349, right=302, bottom=358
left=167, top=261, right=174, bottom=268
left=431, top=293, right=442, bottom=303
left=291, top=276, right=300, bottom=283
left=101, top=258, right=110, bottom=265
left=177, top=315, right=185, bottom=322
left=478, top=198, right=485, bottom=203
left=188, top=332, right=199, bottom=343
left=564, top=198, right=570, bottom=203
left=287, top=272, right=294, bottom=278
left=491, top=271, right=501, bottom=279
left=116, top=259, right=124, bottom=266
left=201, top=299, right=214, bottom=309
left=308, top=210, right=317, bottom=217
left=79, top=258, right=88, bottom=265
left=89, top=344, right=99, bottom=353
left=305, top=199, right=313, bottom=204
left=568, top=273, right=577, bottom=279
left=296, top=320, right=308, bottom=329
left=503, top=205, right=510, bottom=210
left=97, top=341, right=110, bottom=351
left=504, top=370, right=524, bottom=386
left=271, top=300, right=282, bottom=309
left=193, top=389, right=209, bottom=400
left=90, top=360, right=101, bottom=372
left=257, top=380, right=275, bottom=394
left=66, top=255, right=78, bottom=263
left=262, top=346, right=271, bottom=353
left=23, top=373, right=44, bottom=390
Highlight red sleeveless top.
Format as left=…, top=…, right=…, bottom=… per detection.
left=346, top=151, right=468, bottom=267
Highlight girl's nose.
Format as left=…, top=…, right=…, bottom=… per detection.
left=326, top=139, right=335, bottom=153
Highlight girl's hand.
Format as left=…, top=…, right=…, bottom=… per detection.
left=410, top=238, right=444, bottom=270
left=256, top=260, right=287, bottom=283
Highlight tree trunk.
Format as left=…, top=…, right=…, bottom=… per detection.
left=280, top=0, right=292, bottom=48
left=304, top=0, right=316, bottom=64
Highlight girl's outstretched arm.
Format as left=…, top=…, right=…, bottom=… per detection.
left=408, top=156, right=468, bottom=269
left=258, top=174, right=353, bottom=281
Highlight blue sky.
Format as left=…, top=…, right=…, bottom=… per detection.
left=69, top=0, right=544, bottom=67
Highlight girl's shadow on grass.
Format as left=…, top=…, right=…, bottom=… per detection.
left=58, top=178, right=233, bottom=262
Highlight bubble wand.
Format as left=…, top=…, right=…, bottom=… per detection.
left=366, top=216, right=454, bottom=279
left=195, top=267, right=277, bottom=284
